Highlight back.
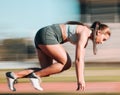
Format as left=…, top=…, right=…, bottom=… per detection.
left=66, top=24, right=77, bottom=44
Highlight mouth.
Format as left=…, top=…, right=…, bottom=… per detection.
left=96, top=42, right=102, bottom=44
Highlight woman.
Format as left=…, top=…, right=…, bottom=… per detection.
left=6, top=21, right=111, bottom=91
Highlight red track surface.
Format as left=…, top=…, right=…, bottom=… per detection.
left=0, top=82, right=120, bottom=93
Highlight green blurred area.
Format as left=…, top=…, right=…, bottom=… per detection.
left=0, top=38, right=36, bottom=61
left=1, top=64, right=120, bottom=83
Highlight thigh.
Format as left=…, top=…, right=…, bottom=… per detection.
left=36, top=49, right=53, bottom=68
left=38, top=44, right=69, bottom=65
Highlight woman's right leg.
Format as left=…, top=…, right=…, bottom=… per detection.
left=28, top=49, right=53, bottom=91
left=29, top=44, right=72, bottom=91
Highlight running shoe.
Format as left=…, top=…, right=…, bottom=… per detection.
left=6, top=72, right=16, bottom=91
left=29, top=73, right=43, bottom=91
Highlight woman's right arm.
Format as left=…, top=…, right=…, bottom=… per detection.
left=75, top=26, right=90, bottom=91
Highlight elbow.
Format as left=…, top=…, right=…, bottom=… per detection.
left=75, top=58, right=80, bottom=63
left=75, top=58, right=84, bottom=64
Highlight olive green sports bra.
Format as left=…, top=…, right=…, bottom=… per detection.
left=66, top=24, right=78, bottom=44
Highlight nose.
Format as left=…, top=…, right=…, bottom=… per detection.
left=100, top=40, right=104, bottom=44
left=101, top=42, right=104, bottom=44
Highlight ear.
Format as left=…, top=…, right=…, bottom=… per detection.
left=97, top=30, right=102, bottom=35
left=97, top=30, right=101, bottom=35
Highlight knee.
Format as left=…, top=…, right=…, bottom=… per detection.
left=62, top=59, right=72, bottom=71
left=60, top=55, right=72, bottom=72
left=56, top=53, right=72, bottom=72
left=53, top=61, right=69, bottom=73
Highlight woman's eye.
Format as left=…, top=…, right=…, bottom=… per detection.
left=103, top=39, right=106, bottom=41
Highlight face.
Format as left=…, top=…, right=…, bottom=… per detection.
left=96, top=28, right=110, bottom=44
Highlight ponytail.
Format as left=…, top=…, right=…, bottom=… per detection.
left=91, top=21, right=101, bottom=55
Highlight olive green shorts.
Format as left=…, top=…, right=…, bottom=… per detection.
left=34, top=24, right=63, bottom=49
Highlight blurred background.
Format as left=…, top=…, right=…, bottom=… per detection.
left=0, top=0, right=120, bottom=68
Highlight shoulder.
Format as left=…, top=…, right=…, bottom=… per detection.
left=76, top=25, right=87, bottom=33
left=76, top=25, right=91, bottom=36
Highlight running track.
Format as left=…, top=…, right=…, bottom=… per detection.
left=0, top=82, right=120, bottom=93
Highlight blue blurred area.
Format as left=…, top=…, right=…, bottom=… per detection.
left=36, top=0, right=81, bottom=25
left=0, top=0, right=80, bottom=39
left=0, top=0, right=120, bottom=64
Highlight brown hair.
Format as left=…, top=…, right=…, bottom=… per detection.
left=91, top=21, right=111, bottom=36
left=99, top=24, right=111, bottom=36
left=65, top=21, right=84, bottom=25
left=90, top=21, right=100, bottom=55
